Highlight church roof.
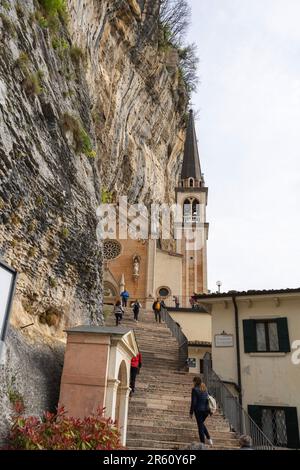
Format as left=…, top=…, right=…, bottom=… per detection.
left=181, top=110, right=202, bottom=180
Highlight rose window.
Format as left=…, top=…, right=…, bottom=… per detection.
left=103, top=240, right=121, bottom=260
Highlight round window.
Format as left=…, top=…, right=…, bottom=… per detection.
left=103, top=240, right=121, bottom=260
left=158, top=287, right=170, bottom=298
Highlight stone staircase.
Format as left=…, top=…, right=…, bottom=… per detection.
left=107, top=308, right=240, bottom=450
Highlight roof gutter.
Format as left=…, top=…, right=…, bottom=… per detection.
left=232, top=295, right=243, bottom=405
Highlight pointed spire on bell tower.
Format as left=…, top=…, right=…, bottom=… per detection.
left=180, top=109, right=202, bottom=186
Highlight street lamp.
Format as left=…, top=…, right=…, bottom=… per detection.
left=216, top=281, right=222, bottom=293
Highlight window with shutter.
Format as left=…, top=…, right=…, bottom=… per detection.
left=248, top=405, right=300, bottom=448
left=243, top=318, right=290, bottom=353
left=243, top=319, right=257, bottom=352
left=277, top=318, right=291, bottom=352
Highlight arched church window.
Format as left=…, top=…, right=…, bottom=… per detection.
left=189, top=178, right=194, bottom=187
left=183, top=199, right=191, bottom=215
left=192, top=199, right=200, bottom=222
left=103, top=240, right=122, bottom=260
left=192, top=199, right=200, bottom=214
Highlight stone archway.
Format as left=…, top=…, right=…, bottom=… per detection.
left=103, top=281, right=118, bottom=305
left=115, top=360, right=129, bottom=443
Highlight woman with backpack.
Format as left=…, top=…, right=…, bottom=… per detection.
left=190, top=377, right=213, bottom=447
left=114, top=300, right=124, bottom=326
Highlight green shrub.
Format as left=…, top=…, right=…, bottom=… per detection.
left=52, top=36, right=69, bottom=51
left=49, top=277, right=57, bottom=288
left=79, top=128, right=96, bottom=158
left=0, top=13, right=16, bottom=37
left=62, top=113, right=96, bottom=158
left=15, top=2, right=24, bottom=19
left=70, top=45, right=84, bottom=66
left=27, top=221, right=36, bottom=233
left=28, top=247, right=37, bottom=257
left=7, top=377, right=25, bottom=415
left=60, top=227, right=69, bottom=239
left=36, top=195, right=44, bottom=206
left=23, top=73, right=42, bottom=96
left=36, top=13, right=49, bottom=29
left=1, top=1, right=10, bottom=11
left=8, top=407, right=122, bottom=450
left=158, top=23, right=172, bottom=51
left=15, top=52, right=30, bottom=73
left=101, top=189, right=113, bottom=204
left=38, top=0, right=66, bottom=16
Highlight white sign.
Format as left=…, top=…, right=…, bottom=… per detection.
left=215, top=334, right=234, bottom=347
left=0, top=261, right=17, bottom=341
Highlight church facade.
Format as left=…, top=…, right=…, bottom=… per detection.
left=103, top=110, right=209, bottom=308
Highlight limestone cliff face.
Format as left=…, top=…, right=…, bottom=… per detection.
left=67, top=0, right=187, bottom=203
left=0, top=0, right=187, bottom=441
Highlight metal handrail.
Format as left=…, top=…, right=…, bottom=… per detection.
left=161, top=306, right=188, bottom=370
left=203, top=353, right=275, bottom=450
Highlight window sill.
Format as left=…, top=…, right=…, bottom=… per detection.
left=249, top=352, right=286, bottom=357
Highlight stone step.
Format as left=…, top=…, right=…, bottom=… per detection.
left=128, top=409, right=229, bottom=427
left=136, top=373, right=192, bottom=382
left=106, top=309, right=240, bottom=450
left=126, top=438, right=239, bottom=450
left=127, top=420, right=233, bottom=434
left=127, top=431, right=240, bottom=446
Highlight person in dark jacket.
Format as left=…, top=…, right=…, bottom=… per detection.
left=132, top=299, right=141, bottom=322
left=114, top=300, right=124, bottom=326
left=190, top=377, right=213, bottom=446
left=152, top=299, right=161, bottom=323
left=130, top=351, right=142, bottom=396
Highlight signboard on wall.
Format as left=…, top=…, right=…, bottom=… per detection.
left=214, top=334, right=234, bottom=348
left=0, top=260, right=17, bottom=341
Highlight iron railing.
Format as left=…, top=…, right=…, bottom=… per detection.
left=203, top=353, right=275, bottom=450
left=159, top=295, right=205, bottom=309
left=161, top=306, right=188, bottom=370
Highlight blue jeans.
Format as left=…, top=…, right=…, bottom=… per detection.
left=195, top=410, right=210, bottom=443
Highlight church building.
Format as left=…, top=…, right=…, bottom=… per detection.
left=103, top=110, right=209, bottom=308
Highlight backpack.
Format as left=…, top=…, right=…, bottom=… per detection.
left=155, top=302, right=160, bottom=310
left=207, top=394, right=217, bottom=414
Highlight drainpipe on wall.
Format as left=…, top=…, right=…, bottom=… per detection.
left=232, top=295, right=243, bottom=406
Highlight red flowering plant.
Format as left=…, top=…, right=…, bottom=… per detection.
left=8, top=406, right=123, bottom=450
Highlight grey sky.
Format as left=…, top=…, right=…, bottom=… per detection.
left=187, top=0, right=300, bottom=293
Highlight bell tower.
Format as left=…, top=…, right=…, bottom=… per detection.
left=176, top=110, right=209, bottom=305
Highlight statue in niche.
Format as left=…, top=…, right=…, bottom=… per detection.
left=133, top=256, right=140, bottom=278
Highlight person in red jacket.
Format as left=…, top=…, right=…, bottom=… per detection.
left=130, top=352, right=142, bottom=396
